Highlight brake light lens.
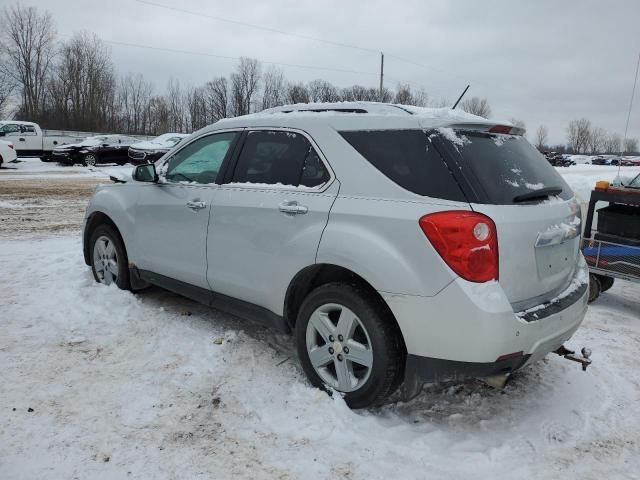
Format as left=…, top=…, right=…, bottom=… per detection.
left=419, top=211, right=499, bottom=282
left=7, top=144, right=14, bottom=149
left=488, top=125, right=512, bottom=134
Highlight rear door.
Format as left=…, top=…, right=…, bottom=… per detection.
left=206, top=128, right=337, bottom=315
left=433, top=129, right=581, bottom=310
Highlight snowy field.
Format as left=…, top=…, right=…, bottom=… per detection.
left=1, top=159, right=640, bottom=479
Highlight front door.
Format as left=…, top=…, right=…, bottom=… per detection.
left=133, top=131, right=240, bottom=289
left=207, top=129, right=338, bottom=315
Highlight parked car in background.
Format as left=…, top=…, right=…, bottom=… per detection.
left=82, top=102, right=590, bottom=408
left=621, top=156, right=640, bottom=166
left=53, top=135, right=138, bottom=166
left=0, top=120, right=86, bottom=160
left=544, top=151, right=574, bottom=167
left=0, top=139, right=17, bottom=167
left=128, top=133, right=189, bottom=165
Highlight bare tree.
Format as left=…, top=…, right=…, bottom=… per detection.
left=588, top=127, right=606, bottom=154
left=48, top=32, right=116, bottom=132
left=118, top=73, right=153, bottom=134
left=602, top=132, right=621, bottom=154
left=261, top=66, right=286, bottom=109
left=204, top=76, right=228, bottom=121
left=186, top=85, right=207, bottom=131
left=230, top=57, right=261, bottom=116
left=394, top=83, right=415, bottom=105
left=166, top=78, right=186, bottom=132
left=624, top=137, right=638, bottom=154
left=535, top=125, right=548, bottom=150
left=286, top=82, right=310, bottom=104
left=461, top=96, right=491, bottom=118
left=1, top=4, right=56, bottom=120
left=307, top=79, right=340, bottom=103
left=0, top=66, right=16, bottom=117
left=566, top=118, right=591, bottom=153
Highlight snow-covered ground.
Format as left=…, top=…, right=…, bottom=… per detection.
left=1, top=159, right=639, bottom=479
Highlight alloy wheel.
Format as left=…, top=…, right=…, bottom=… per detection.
left=85, top=154, right=97, bottom=166
left=305, top=303, right=373, bottom=393
left=93, top=235, right=118, bottom=285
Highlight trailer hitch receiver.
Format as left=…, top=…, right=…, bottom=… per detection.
left=554, top=345, right=592, bottom=371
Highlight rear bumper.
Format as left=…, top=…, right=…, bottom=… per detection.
left=382, top=262, right=589, bottom=383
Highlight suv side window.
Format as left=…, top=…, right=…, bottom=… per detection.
left=165, top=132, right=237, bottom=185
left=340, top=129, right=467, bottom=201
left=232, top=130, right=329, bottom=187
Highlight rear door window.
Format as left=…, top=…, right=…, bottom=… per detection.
left=435, top=131, right=572, bottom=204
left=339, top=129, right=466, bottom=201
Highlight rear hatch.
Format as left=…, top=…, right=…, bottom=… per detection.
left=431, top=126, right=581, bottom=311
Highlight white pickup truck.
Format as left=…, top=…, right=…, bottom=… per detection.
left=0, top=120, right=89, bottom=161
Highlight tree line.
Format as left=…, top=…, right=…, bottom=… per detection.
left=1, top=3, right=636, bottom=155
left=0, top=4, right=477, bottom=136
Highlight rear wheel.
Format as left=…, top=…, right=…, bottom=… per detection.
left=295, top=283, right=404, bottom=409
left=89, top=224, right=130, bottom=290
left=588, top=273, right=602, bottom=303
left=595, top=274, right=615, bottom=293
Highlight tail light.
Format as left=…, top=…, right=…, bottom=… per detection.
left=8, top=144, right=14, bottom=150
left=419, top=211, right=499, bottom=282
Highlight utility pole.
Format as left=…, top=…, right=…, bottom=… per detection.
left=379, top=52, right=384, bottom=102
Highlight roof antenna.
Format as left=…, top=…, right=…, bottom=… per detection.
left=451, top=85, right=470, bottom=110
left=618, top=50, right=640, bottom=180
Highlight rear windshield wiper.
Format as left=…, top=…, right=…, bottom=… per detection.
left=513, top=186, right=563, bottom=203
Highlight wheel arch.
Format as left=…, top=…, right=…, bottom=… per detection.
left=83, top=211, right=123, bottom=265
left=284, top=263, right=405, bottom=346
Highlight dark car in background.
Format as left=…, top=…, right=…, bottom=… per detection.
left=53, top=135, right=137, bottom=166
left=128, top=133, right=189, bottom=165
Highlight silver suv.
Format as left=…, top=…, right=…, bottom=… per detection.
left=83, top=102, right=589, bottom=408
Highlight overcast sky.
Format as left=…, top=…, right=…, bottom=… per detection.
left=25, top=0, right=640, bottom=144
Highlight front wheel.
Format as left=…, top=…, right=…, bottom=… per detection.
left=295, top=283, right=404, bottom=409
left=90, top=224, right=130, bottom=290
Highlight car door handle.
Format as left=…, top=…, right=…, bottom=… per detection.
left=19, top=138, right=25, bottom=141
left=278, top=201, right=308, bottom=215
left=186, top=200, right=206, bottom=211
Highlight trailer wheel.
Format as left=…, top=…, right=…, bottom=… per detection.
left=588, top=273, right=602, bottom=303
left=595, top=274, right=615, bottom=293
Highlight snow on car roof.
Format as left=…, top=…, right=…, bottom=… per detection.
left=211, top=102, right=498, bottom=132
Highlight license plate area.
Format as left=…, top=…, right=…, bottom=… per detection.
left=535, top=242, right=575, bottom=278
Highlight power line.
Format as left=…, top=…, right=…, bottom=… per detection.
left=102, top=39, right=381, bottom=77
left=135, top=0, right=379, bottom=55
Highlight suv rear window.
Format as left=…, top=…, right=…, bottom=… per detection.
left=339, top=130, right=466, bottom=201
left=439, top=130, right=572, bottom=204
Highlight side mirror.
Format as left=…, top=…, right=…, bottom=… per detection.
left=0, top=131, right=5, bottom=137
left=132, top=163, right=158, bottom=183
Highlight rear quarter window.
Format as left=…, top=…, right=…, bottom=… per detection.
left=436, top=130, right=572, bottom=204
left=339, top=129, right=467, bottom=201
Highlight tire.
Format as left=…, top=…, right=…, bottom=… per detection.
left=295, top=282, right=404, bottom=409
left=83, top=153, right=97, bottom=167
left=595, top=274, right=615, bottom=293
left=89, top=224, right=130, bottom=290
left=588, top=273, right=601, bottom=303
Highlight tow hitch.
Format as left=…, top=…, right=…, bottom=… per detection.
left=554, top=345, right=592, bottom=371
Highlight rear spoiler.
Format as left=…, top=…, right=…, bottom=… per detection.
left=450, top=122, right=526, bottom=136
